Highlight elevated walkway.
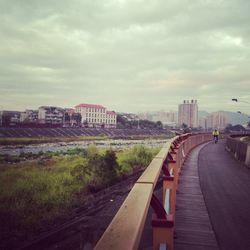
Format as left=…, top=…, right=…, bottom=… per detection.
left=174, top=143, right=219, bottom=250
left=94, top=135, right=250, bottom=250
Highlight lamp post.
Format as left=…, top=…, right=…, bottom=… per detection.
left=232, top=98, right=250, bottom=104
left=232, top=99, right=250, bottom=125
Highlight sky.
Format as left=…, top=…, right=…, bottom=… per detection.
left=0, top=0, right=250, bottom=114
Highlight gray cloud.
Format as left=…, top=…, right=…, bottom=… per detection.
left=0, top=0, right=249, bottom=113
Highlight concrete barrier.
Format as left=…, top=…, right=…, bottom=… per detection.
left=244, top=144, right=250, bottom=167
left=226, top=134, right=250, bottom=168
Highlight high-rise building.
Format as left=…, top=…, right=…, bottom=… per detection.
left=178, top=100, right=198, bottom=128
left=206, top=111, right=228, bottom=129
left=198, top=117, right=207, bottom=129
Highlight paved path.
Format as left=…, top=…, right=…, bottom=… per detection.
left=174, top=143, right=219, bottom=250
left=199, top=140, right=250, bottom=250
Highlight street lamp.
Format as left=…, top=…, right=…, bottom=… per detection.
left=232, top=98, right=250, bottom=104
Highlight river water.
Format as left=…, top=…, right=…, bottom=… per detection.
left=0, top=139, right=170, bottom=156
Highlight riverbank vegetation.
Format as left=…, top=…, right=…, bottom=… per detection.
left=0, top=145, right=160, bottom=249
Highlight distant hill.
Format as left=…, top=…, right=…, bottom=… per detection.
left=220, top=111, right=249, bottom=126
left=198, top=111, right=210, bottom=118
left=198, top=110, right=249, bottom=126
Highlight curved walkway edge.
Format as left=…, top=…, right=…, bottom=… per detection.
left=174, top=143, right=219, bottom=250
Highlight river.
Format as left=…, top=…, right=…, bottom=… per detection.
left=0, top=138, right=170, bottom=156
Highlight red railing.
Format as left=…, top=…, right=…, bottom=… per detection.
left=94, top=133, right=213, bottom=250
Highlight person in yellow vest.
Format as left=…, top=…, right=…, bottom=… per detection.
left=212, top=129, right=219, bottom=143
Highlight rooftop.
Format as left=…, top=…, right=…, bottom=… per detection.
left=75, top=103, right=106, bottom=109
left=106, top=111, right=116, bottom=115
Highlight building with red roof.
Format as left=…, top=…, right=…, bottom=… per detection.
left=75, top=103, right=116, bottom=128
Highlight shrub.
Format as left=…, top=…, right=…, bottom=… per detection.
left=117, top=145, right=159, bottom=175
left=99, top=149, right=119, bottom=185
left=64, top=148, right=87, bottom=156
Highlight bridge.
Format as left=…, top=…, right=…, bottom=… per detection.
left=93, top=133, right=250, bottom=250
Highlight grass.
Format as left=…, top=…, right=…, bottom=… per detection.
left=0, top=156, right=85, bottom=247
left=0, top=145, right=160, bottom=249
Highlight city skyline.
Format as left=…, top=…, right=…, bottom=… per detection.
left=0, top=0, right=250, bottom=113
left=0, top=100, right=249, bottom=117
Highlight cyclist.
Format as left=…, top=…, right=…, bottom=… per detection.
left=212, top=129, right=219, bottom=143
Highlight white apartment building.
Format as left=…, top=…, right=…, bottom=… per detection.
left=75, top=103, right=117, bottom=128
left=20, top=110, right=38, bottom=124
left=38, top=106, right=64, bottom=125
left=178, top=100, right=198, bottom=128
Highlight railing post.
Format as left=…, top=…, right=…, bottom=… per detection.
left=164, top=146, right=179, bottom=215
left=151, top=194, right=174, bottom=250
left=152, top=219, right=174, bottom=250
left=187, top=137, right=191, bottom=153
left=163, top=174, right=175, bottom=213
left=179, top=142, right=185, bottom=166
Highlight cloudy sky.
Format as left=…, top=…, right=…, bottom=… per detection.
left=0, top=0, right=250, bottom=113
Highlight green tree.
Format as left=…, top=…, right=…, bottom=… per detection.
left=181, top=123, right=190, bottom=133
left=64, top=112, right=70, bottom=123
left=156, top=121, right=163, bottom=129
left=101, top=149, right=119, bottom=184
left=72, top=113, right=82, bottom=126
left=84, top=146, right=119, bottom=189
